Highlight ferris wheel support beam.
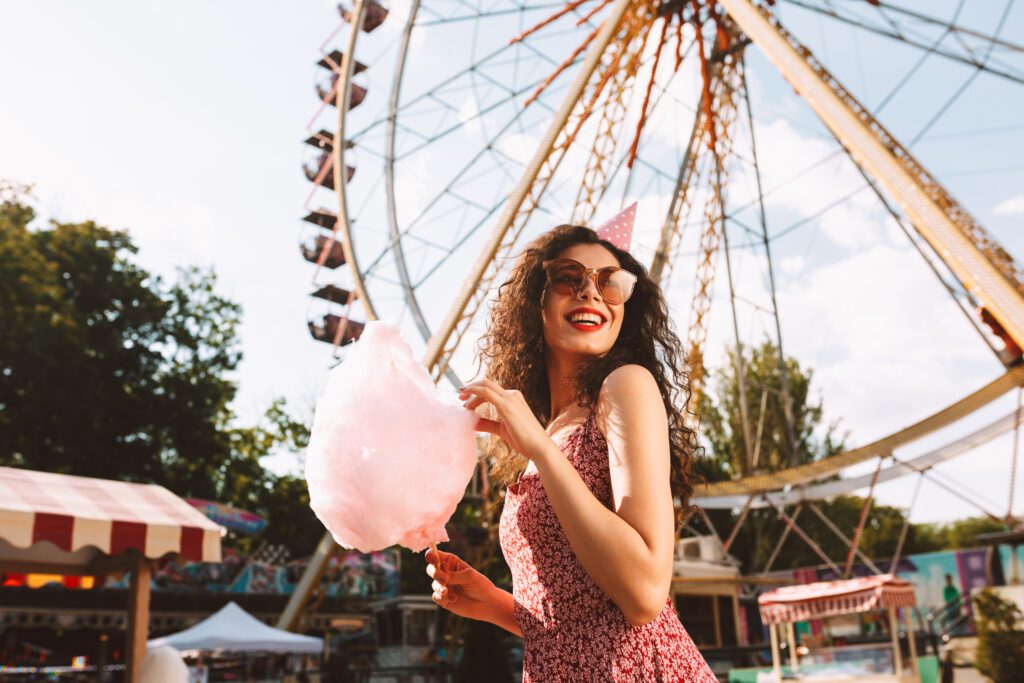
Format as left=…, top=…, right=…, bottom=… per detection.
left=719, top=0, right=1024, bottom=349
left=421, top=0, right=634, bottom=377
left=279, top=0, right=372, bottom=634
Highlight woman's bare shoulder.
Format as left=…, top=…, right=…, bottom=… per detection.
left=601, top=363, right=660, bottom=398
left=595, top=364, right=665, bottom=430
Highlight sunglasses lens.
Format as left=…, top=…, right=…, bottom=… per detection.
left=548, top=264, right=585, bottom=295
left=599, top=269, right=634, bottom=304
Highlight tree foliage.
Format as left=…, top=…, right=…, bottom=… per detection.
left=973, top=588, right=1024, bottom=682
left=697, top=341, right=845, bottom=481
left=0, top=196, right=320, bottom=557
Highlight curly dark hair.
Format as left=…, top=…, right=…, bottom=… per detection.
left=477, top=224, right=699, bottom=529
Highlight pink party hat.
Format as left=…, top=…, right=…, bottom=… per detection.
left=595, top=202, right=636, bottom=252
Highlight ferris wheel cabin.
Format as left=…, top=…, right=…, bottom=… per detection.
left=339, top=1, right=389, bottom=34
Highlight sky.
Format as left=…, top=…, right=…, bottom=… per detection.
left=2, top=0, right=1023, bottom=525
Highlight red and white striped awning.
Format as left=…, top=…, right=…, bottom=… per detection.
left=0, top=466, right=222, bottom=564
left=758, top=574, right=917, bottom=624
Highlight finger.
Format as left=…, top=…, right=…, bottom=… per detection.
left=462, top=395, right=487, bottom=411
left=426, top=563, right=449, bottom=582
left=475, top=378, right=504, bottom=393
left=460, top=384, right=504, bottom=407
left=425, top=548, right=450, bottom=566
left=475, top=416, right=501, bottom=434
left=461, top=377, right=502, bottom=390
left=433, top=591, right=458, bottom=607
left=431, top=580, right=448, bottom=595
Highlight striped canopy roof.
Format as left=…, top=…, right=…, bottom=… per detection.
left=0, top=466, right=222, bottom=565
left=758, top=574, right=917, bottom=625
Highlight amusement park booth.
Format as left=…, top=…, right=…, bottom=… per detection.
left=0, top=466, right=222, bottom=681
left=671, top=535, right=745, bottom=648
left=756, top=574, right=919, bottom=682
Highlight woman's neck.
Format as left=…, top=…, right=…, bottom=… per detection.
left=545, top=346, right=584, bottom=426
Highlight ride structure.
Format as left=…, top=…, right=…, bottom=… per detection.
left=285, top=0, right=1024, bottom=651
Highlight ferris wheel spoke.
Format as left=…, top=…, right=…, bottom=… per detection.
left=395, top=101, right=557, bottom=234
left=347, top=26, right=581, bottom=143
left=356, top=138, right=528, bottom=285
left=870, top=20, right=960, bottom=117
left=870, top=0, right=1023, bottom=53
left=417, top=2, right=567, bottom=26
left=779, top=0, right=1024, bottom=84
left=389, top=71, right=566, bottom=162
left=769, top=185, right=872, bottom=243
left=413, top=201, right=506, bottom=289
left=906, top=1, right=1016, bottom=145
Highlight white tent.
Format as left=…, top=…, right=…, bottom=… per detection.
left=148, top=602, right=323, bottom=654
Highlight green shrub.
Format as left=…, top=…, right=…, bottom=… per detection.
left=972, top=588, right=1024, bottom=683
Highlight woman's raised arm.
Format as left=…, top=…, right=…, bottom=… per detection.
left=531, top=364, right=675, bottom=626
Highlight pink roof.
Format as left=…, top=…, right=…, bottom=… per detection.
left=0, top=466, right=222, bottom=564
left=758, top=574, right=917, bottom=624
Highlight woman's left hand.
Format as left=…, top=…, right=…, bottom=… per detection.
left=459, top=379, right=552, bottom=460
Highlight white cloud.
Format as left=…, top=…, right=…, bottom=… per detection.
left=780, top=255, right=806, bottom=276
left=993, top=194, right=1024, bottom=216
left=777, top=242, right=996, bottom=436
left=496, top=132, right=540, bottom=166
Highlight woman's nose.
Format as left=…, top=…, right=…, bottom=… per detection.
left=577, top=273, right=602, bottom=301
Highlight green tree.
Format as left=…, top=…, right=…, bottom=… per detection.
left=973, top=588, right=1024, bottom=682
left=934, top=517, right=1008, bottom=549
left=0, top=195, right=320, bottom=557
left=698, top=341, right=845, bottom=481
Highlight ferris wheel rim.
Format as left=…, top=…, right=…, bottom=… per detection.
left=333, top=0, right=378, bottom=324
left=378, top=0, right=471, bottom=387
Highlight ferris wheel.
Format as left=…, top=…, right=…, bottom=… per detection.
left=282, top=0, right=1024, bottom=630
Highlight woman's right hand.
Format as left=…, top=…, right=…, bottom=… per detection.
left=425, top=548, right=498, bottom=622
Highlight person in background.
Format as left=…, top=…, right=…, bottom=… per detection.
left=942, top=573, right=964, bottom=634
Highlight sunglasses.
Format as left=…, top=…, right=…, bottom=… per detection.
left=542, top=258, right=637, bottom=305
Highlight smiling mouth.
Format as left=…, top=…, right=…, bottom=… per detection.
left=567, top=321, right=604, bottom=331
left=565, top=311, right=606, bottom=330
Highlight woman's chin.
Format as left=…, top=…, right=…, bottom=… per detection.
left=563, top=341, right=612, bottom=358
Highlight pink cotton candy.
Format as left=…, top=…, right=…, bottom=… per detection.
left=304, top=321, right=479, bottom=553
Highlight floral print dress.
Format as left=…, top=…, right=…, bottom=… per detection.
left=499, top=410, right=718, bottom=682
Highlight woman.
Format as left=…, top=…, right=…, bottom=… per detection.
left=425, top=217, right=716, bottom=681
